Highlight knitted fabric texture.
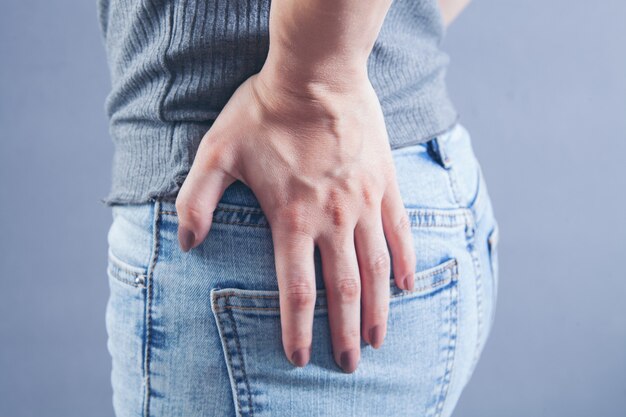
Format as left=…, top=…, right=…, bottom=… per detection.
left=97, top=0, right=458, bottom=205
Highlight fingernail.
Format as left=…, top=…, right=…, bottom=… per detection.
left=340, top=350, right=359, bottom=373
left=291, top=348, right=310, bottom=367
left=179, top=227, right=195, bottom=252
left=369, top=325, right=383, bottom=349
left=403, top=273, right=415, bottom=291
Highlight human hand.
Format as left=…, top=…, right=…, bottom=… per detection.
left=175, top=66, right=416, bottom=373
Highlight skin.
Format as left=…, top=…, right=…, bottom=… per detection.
left=176, top=0, right=470, bottom=373
left=439, top=0, right=471, bottom=26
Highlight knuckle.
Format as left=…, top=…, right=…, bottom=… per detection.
left=334, top=277, right=360, bottom=302
left=277, top=204, right=312, bottom=235
left=198, top=140, right=227, bottom=170
left=329, top=205, right=346, bottom=227
left=284, top=281, right=316, bottom=309
left=361, top=186, right=376, bottom=208
left=365, top=250, right=391, bottom=278
left=393, top=212, right=411, bottom=235
left=333, top=328, right=361, bottom=346
left=175, top=196, right=204, bottom=224
left=324, top=189, right=349, bottom=227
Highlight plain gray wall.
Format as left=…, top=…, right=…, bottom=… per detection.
left=1, top=1, right=624, bottom=416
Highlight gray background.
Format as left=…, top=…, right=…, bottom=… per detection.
left=1, top=0, right=624, bottom=416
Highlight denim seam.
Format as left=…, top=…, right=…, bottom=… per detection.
left=107, top=266, right=147, bottom=288
left=142, top=199, right=161, bottom=417
left=436, top=134, right=484, bottom=411
left=213, top=296, right=245, bottom=417
left=107, top=248, right=149, bottom=288
left=216, top=278, right=452, bottom=302
left=213, top=260, right=458, bottom=312
left=161, top=216, right=470, bottom=227
left=160, top=207, right=266, bottom=215
left=160, top=208, right=470, bottom=218
left=445, top=163, right=464, bottom=207
left=463, top=209, right=484, bottom=375
left=450, top=212, right=484, bottom=368
left=225, top=296, right=255, bottom=417
left=434, top=268, right=459, bottom=417
left=219, top=279, right=451, bottom=312
left=159, top=210, right=470, bottom=230
left=213, top=220, right=269, bottom=229
left=215, top=260, right=456, bottom=302
left=214, top=278, right=452, bottom=313
left=466, top=167, right=489, bottom=373
left=216, top=218, right=468, bottom=230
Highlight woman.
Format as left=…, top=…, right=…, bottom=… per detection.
left=98, top=0, right=499, bottom=415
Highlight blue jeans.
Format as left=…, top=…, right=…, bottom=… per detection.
left=105, top=123, right=499, bottom=417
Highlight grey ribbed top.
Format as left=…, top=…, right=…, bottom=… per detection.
left=96, top=0, right=458, bottom=205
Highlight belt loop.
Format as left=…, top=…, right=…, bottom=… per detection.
left=427, top=134, right=453, bottom=170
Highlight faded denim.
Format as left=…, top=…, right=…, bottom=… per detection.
left=105, top=123, right=499, bottom=417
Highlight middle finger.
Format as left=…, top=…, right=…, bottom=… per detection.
left=354, top=208, right=390, bottom=349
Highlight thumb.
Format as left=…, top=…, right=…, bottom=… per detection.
left=175, top=138, right=237, bottom=252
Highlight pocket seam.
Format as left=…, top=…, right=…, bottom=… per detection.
left=390, top=258, right=458, bottom=299
left=211, top=293, right=256, bottom=417
left=107, top=248, right=147, bottom=288
left=210, top=258, right=461, bottom=416
left=432, top=261, right=460, bottom=417
left=211, top=258, right=458, bottom=313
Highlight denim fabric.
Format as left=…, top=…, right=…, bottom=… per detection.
left=105, top=123, right=499, bottom=417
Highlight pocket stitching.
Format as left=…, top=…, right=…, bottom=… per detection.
left=390, top=258, right=458, bottom=299
left=433, top=263, right=459, bottom=417
left=210, top=260, right=461, bottom=416
left=212, top=258, right=458, bottom=313
left=160, top=206, right=471, bottom=230
left=211, top=293, right=256, bottom=417
left=107, top=248, right=147, bottom=288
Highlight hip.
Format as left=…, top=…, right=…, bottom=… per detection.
left=105, top=123, right=499, bottom=417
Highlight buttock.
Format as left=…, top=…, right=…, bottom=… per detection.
left=105, top=123, right=499, bottom=417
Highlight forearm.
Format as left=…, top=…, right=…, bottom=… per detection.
left=260, top=0, right=393, bottom=92
left=438, top=0, right=471, bottom=27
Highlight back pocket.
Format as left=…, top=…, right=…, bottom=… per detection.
left=210, top=258, right=459, bottom=417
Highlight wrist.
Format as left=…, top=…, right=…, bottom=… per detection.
left=259, top=48, right=370, bottom=98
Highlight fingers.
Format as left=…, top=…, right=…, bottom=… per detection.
left=354, top=209, right=390, bottom=349
left=175, top=139, right=236, bottom=252
left=381, top=180, right=416, bottom=291
left=318, top=232, right=362, bottom=373
left=271, top=226, right=316, bottom=368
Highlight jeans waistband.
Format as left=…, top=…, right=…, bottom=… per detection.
left=156, top=123, right=487, bottom=227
